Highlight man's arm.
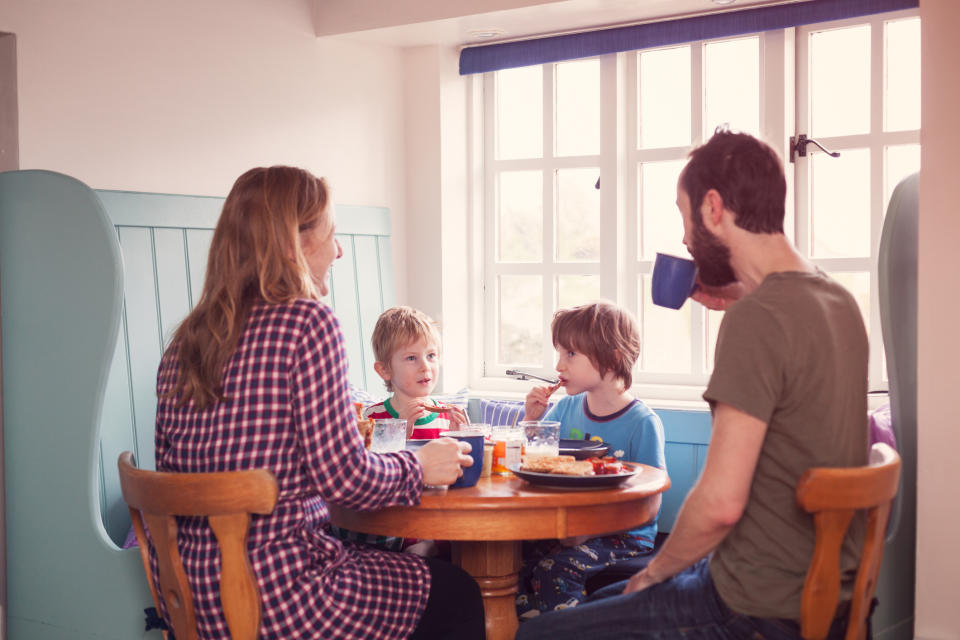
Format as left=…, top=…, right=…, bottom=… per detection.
left=624, top=401, right=767, bottom=593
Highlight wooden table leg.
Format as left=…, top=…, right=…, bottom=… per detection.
left=453, top=540, right=522, bottom=640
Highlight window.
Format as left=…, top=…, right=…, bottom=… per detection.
left=476, top=10, right=919, bottom=399
left=796, top=12, right=921, bottom=386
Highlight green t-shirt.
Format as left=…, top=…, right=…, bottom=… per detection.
left=704, top=270, right=869, bottom=620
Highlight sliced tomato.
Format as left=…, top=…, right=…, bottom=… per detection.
left=603, top=462, right=624, bottom=474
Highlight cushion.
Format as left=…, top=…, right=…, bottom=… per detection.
left=868, top=403, right=897, bottom=450
left=477, top=398, right=554, bottom=427
left=349, top=382, right=386, bottom=406
left=349, top=384, right=469, bottom=411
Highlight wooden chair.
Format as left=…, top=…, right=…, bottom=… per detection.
left=117, top=451, right=279, bottom=640
left=796, top=442, right=901, bottom=640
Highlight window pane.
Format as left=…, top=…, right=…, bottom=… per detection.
left=558, top=275, right=601, bottom=309
left=885, top=144, right=920, bottom=213
left=497, top=67, right=542, bottom=160
left=498, top=171, right=542, bottom=262
left=811, top=25, right=870, bottom=137
left=640, top=160, right=687, bottom=260
left=498, top=275, right=542, bottom=364
left=556, top=59, right=600, bottom=156
left=705, top=309, right=724, bottom=372
left=639, top=47, right=691, bottom=148
left=811, top=148, right=870, bottom=258
left=704, top=37, right=760, bottom=137
left=827, top=271, right=871, bottom=340
left=557, top=167, right=600, bottom=262
left=639, top=275, right=691, bottom=373
left=885, top=18, right=921, bottom=132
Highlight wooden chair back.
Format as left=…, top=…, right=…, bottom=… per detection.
left=796, top=442, right=901, bottom=640
left=117, top=451, right=279, bottom=640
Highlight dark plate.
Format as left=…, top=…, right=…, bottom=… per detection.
left=508, top=462, right=638, bottom=490
left=405, top=439, right=431, bottom=451
left=558, top=438, right=610, bottom=460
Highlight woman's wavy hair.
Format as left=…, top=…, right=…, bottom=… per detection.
left=168, top=166, right=330, bottom=408
left=551, top=301, right=641, bottom=389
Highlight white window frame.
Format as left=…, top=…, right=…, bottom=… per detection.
left=795, top=8, right=920, bottom=391
left=468, top=11, right=916, bottom=402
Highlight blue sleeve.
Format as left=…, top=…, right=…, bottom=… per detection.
left=543, top=395, right=569, bottom=424
left=629, top=409, right=666, bottom=470
left=544, top=395, right=582, bottom=439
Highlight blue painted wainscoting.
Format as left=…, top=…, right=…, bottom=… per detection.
left=654, top=408, right=711, bottom=532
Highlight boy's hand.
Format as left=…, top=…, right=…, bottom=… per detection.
left=418, top=401, right=470, bottom=429
left=524, top=382, right=561, bottom=421
left=392, top=397, right=430, bottom=436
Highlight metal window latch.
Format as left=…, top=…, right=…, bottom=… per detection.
left=790, top=134, right=841, bottom=163
left=505, top=369, right=560, bottom=385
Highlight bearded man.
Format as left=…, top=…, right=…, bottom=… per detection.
left=517, top=130, right=869, bottom=640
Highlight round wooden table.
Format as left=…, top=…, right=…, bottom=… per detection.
left=329, top=465, right=670, bottom=640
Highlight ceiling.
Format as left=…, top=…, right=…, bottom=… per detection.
left=313, top=0, right=810, bottom=48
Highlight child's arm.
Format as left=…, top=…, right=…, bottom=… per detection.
left=523, top=382, right=562, bottom=421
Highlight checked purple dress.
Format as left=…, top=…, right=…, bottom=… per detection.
left=154, top=299, right=430, bottom=639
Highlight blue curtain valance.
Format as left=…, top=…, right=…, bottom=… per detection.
left=459, top=0, right=918, bottom=75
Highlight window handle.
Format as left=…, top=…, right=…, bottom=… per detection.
left=790, top=134, right=841, bottom=163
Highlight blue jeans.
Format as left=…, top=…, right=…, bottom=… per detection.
left=515, top=558, right=849, bottom=640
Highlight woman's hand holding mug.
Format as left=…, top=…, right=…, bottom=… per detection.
left=415, top=437, right=473, bottom=487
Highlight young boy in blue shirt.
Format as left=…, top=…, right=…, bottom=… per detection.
left=517, top=301, right=666, bottom=618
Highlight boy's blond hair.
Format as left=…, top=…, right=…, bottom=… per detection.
left=551, top=301, right=641, bottom=389
left=372, top=306, right=442, bottom=392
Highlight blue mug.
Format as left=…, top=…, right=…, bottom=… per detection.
left=651, top=252, right=698, bottom=309
left=440, top=430, right=485, bottom=488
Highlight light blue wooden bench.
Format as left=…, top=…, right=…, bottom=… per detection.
left=92, top=188, right=395, bottom=545
left=0, top=169, right=396, bottom=639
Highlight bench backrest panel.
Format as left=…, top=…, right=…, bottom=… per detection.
left=94, top=189, right=395, bottom=544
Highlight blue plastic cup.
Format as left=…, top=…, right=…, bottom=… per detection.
left=651, top=252, right=698, bottom=309
left=440, top=430, right=485, bottom=488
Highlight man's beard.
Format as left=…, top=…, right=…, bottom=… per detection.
left=691, top=219, right=737, bottom=287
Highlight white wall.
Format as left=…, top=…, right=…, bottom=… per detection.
left=312, top=0, right=565, bottom=36
left=916, top=1, right=960, bottom=637
left=401, top=44, right=472, bottom=393
left=0, top=0, right=411, bottom=299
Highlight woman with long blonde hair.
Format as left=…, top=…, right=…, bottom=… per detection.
left=154, top=166, right=484, bottom=639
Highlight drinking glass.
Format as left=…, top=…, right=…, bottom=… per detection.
left=491, top=425, right=524, bottom=474
left=370, top=419, right=407, bottom=453
left=520, top=420, right=561, bottom=457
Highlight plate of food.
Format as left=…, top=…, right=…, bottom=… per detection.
left=509, top=456, right=638, bottom=489
left=558, top=438, right=610, bottom=460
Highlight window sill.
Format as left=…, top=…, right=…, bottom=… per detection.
left=463, top=379, right=890, bottom=414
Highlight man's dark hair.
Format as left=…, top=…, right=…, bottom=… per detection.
left=680, top=129, right=786, bottom=233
